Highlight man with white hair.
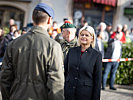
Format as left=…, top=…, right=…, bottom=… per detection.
left=97, top=22, right=109, bottom=42
left=111, top=24, right=126, bottom=43
left=60, top=21, right=78, bottom=59
left=9, top=19, right=15, bottom=26
left=102, top=24, right=124, bottom=90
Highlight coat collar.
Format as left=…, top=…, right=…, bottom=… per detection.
left=30, top=26, right=50, bottom=37
left=78, top=45, right=93, bottom=53
left=86, top=46, right=93, bottom=52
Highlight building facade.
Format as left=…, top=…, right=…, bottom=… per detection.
left=113, top=0, right=133, bottom=31
left=73, top=0, right=133, bottom=31
left=73, top=0, right=117, bottom=29
left=0, top=0, right=133, bottom=31
left=0, top=0, right=72, bottom=29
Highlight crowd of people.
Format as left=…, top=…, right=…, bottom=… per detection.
left=0, top=2, right=132, bottom=100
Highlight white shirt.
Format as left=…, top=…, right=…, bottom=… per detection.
left=111, top=40, right=121, bottom=59
left=97, top=39, right=102, bottom=52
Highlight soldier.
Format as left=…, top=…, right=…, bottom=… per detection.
left=0, top=3, right=64, bottom=100
left=59, top=21, right=78, bottom=59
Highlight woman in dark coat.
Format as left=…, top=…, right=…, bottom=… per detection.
left=64, top=26, right=102, bottom=100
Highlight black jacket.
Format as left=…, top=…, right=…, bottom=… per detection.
left=104, top=38, right=122, bottom=59
left=0, top=33, right=13, bottom=57
left=64, top=46, right=102, bottom=100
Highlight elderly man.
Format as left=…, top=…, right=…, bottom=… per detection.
left=0, top=3, right=64, bottom=100
left=97, top=22, right=109, bottom=42
left=102, top=24, right=124, bottom=90
left=111, top=24, right=126, bottom=43
left=59, top=21, right=78, bottom=59
left=9, top=19, right=15, bottom=26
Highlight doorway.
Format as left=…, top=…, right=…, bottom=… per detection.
left=0, top=5, right=24, bottom=29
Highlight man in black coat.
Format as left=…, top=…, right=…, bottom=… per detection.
left=102, top=31, right=122, bottom=90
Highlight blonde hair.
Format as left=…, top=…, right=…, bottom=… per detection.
left=78, top=26, right=96, bottom=48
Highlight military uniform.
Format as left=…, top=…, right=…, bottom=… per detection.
left=0, top=26, right=64, bottom=100
left=55, top=33, right=64, bottom=44
left=59, top=21, right=78, bottom=59
left=61, top=38, right=78, bottom=59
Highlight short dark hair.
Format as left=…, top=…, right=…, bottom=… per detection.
left=14, top=30, right=19, bottom=34
left=83, top=20, right=87, bottom=23
left=63, top=18, right=68, bottom=22
left=32, top=10, right=49, bottom=25
left=9, top=24, right=18, bottom=32
left=53, top=21, right=57, bottom=24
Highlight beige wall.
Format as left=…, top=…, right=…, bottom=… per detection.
left=40, top=0, right=73, bottom=26
left=0, top=0, right=73, bottom=27
left=26, top=0, right=40, bottom=24
left=1, top=0, right=133, bottom=30
left=27, top=0, right=73, bottom=27
left=113, top=0, right=133, bottom=31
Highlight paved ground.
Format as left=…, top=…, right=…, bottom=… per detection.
left=0, top=91, right=1, bottom=100
left=0, top=85, right=132, bottom=100
left=101, top=85, right=133, bottom=100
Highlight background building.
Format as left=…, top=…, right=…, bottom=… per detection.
left=73, top=0, right=133, bottom=31
left=113, top=0, right=133, bottom=30
left=0, top=0, right=133, bottom=30
left=0, top=0, right=72, bottom=29
left=73, top=0, right=117, bottom=29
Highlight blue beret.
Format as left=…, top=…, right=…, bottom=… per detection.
left=34, top=3, right=54, bottom=18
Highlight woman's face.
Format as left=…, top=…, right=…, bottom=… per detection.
left=11, top=26, right=17, bottom=33
left=79, top=30, right=93, bottom=45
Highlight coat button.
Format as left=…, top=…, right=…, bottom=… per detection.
left=75, top=77, right=78, bottom=80
left=76, top=67, right=79, bottom=70
left=73, top=86, right=76, bottom=89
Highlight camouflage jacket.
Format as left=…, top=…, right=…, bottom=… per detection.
left=60, top=38, right=78, bottom=59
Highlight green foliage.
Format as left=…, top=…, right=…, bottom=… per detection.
left=3, top=27, right=9, bottom=35
left=104, top=43, right=133, bottom=85
left=115, top=43, right=133, bottom=85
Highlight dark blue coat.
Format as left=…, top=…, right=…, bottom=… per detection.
left=64, top=46, right=102, bottom=100
left=0, top=33, right=12, bottom=57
